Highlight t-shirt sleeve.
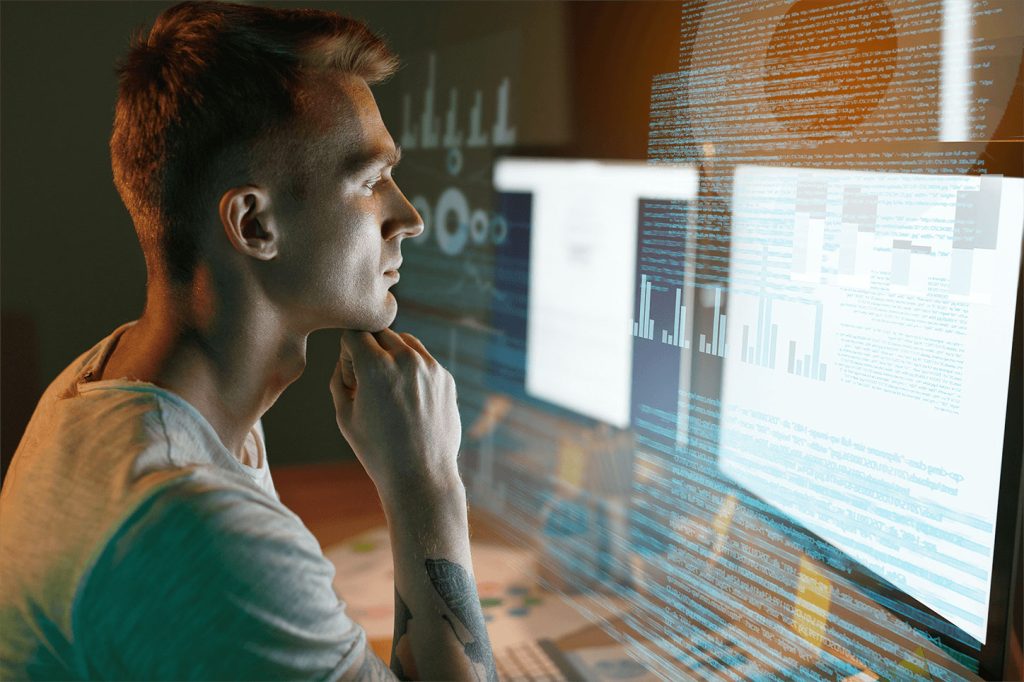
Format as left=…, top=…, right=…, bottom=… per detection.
left=72, top=480, right=368, bottom=681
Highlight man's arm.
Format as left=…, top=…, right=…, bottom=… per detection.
left=331, top=329, right=496, bottom=682
left=384, top=482, right=495, bottom=681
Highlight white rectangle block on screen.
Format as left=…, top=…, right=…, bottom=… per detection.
left=494, top=158, right=697, bottom=427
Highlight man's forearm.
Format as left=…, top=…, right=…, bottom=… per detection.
left=383, top=479, right=497, bottom=682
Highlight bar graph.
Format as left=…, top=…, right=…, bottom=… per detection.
left=783, top=301, right=827, bottom=381
left=738, top=295, right=778, bottom=369
left=632, top=274, right=655, bottom=340
left=632, top=275, right=692, bottom=348
left=630, top=277, right=829, bottom=382
left=838, top=186, right=878, bottom=277
left=660, top=286, right=691, bottom=348
left=741, top=297, right=826, bottom=381
left=629, top=280, right=725, bottom=357
left=791, top=179, right=827, bottom=283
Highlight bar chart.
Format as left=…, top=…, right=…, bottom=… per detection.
left=698, top=287, right=727, bottom=357
left=630, top=275, right=692, bottom=349
left=738, top=295, right=777, bottom=369
left=837, top=186, right=877, bottom=288
left=663, top=286, right=691, bottom=349
left=630, top=278, right=829, bottom=382
left=731, top=296, right=828, bottom=381
left=791, top=179, right=827, bottom=283
left=632, top=274, right=655, bottom=340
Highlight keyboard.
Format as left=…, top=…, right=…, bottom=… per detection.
left=494, top=638, right=580, bottom=681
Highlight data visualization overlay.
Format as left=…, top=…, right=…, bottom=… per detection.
left=719, top=166, right=1024, bottom=644
left=495, top=159, right=697, bottom=428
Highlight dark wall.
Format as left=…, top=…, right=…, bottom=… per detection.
left=2, top=1, right=156, bottom=477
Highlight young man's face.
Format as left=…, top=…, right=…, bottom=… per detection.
left=266, top=73, right=422, bottom=332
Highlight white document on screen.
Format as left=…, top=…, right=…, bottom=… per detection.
left=718, top=165, right=1024, bottom=644
left=493, top=158, right=697, bottom=428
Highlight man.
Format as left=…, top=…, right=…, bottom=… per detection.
left=0, top=2, right=497, bottom=680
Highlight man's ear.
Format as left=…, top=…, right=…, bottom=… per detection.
left=218, top=186, right=279, bottom=261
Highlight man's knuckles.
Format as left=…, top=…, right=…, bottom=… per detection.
left=390, top=345, right=422, bottom=368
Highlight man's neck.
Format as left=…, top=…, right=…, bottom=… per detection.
left=99, top=280, right=308, bottom=462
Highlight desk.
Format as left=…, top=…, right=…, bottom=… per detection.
left=273, top=460, right=385, bottom=548
left=273, top=462, right=943, bottom=681
left=273, top=461, right=619, bottom=667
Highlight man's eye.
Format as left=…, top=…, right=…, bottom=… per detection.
left=364, top=174, right=390, bottom=194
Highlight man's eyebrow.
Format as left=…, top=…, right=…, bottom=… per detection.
left=341, top=145, right=402, bottom=176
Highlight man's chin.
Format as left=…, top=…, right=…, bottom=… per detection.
left=354, top=296, right=398, bottom=333
left=364, top=320, right=392, bottom=333
left=320, top=293, right=397, bottom=332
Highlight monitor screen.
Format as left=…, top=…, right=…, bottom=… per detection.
left=356, top=0, right=1024, bottom=677
left=494, top=158, right=698, bottom=427
left=719, top=166, right=1024, bottom=644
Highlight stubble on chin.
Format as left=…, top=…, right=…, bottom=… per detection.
left=353, top=291, right=398, bottom=333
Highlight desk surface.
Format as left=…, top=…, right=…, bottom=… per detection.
left=273, top=461, right=617, bottom=666
left=274, top=460, right=385, bottom=547
left=272, top=462, right=967, bottom=681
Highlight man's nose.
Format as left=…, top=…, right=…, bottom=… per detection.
left=383, top=185, right=424, bottom=241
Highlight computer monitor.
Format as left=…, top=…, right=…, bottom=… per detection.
left=493, top=158, right=698, bottom=428
left=719, top=165, right=1024, bottom=671
left=373, top=1, right=1023, bottom=676
left=478, top=161, right=1023, bottom=679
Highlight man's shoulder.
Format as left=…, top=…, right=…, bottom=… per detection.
left=71, top=475, right=364, bottom=680
left=75, top=472, right=330, bottom=633
left=33, top=321, right=137, bottom=403
left=105, top=471, right=303, bottom=549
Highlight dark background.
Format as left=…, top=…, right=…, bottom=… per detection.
left=0, top=1, right=682, bottom=470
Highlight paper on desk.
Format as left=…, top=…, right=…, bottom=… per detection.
left=326, top=526, right=624, bottom=644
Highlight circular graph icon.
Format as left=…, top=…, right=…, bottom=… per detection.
left=435, top=187, right=470, bottom=256
left=470, top=209, right=490, bottom=245
left=490, top=214, right=509, bottom=245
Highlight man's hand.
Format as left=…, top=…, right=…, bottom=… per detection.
left=330, top=329, right=462, bottom=504
left=330, top=329, right=496, bottom=681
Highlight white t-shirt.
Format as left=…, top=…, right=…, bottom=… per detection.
left=0, top=321, right=367, bottom=679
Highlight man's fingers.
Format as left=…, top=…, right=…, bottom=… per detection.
left=341, top=329, right=386, bottom=374
left=330, top=357, right=354, bottom=411
left=373, top=328, right=422, bottom=366
left=398, top=332, right=438, bottom=366
left=373, top=327, right=409, bottom=354
left=337, top=341, right=357, bottom=391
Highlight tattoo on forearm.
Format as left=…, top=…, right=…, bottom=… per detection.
left=425, top=558, right=498, bottom=682
left=390, top=587, right=413, bottom=680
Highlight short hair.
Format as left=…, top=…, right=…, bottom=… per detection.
left=110, top=1, right=398, bottom=283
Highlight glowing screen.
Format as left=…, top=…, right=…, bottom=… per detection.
left=494, top=159, right=698, bottom=427
left=371, top=0, right=1024, bottom=677
left=719, top=166, right=1024, bottom=643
